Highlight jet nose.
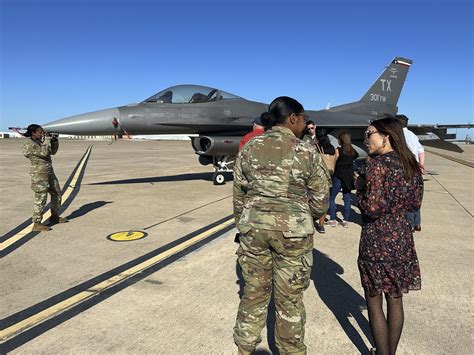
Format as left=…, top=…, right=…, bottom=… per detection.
left=43, top=108, right=121, bottom=135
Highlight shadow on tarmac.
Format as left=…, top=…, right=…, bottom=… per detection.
left=331, top=195, right=362, bottom=226
left=311, top=248, right=374, bottom=353
left=90, top=172, right=212, bottom=184
left=66, top=201, right=113, bottom=220
left=89, top=172, right=234, bottom=185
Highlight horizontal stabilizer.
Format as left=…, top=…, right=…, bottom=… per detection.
left=422, top=139, right=464, bottom=153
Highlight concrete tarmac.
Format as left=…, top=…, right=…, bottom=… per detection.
left=0, top=139, right=472, bottom=354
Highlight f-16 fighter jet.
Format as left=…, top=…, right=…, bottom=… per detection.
left=42, top=56, right=457, bottom=184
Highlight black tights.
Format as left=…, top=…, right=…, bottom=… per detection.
left=365, top=291, right=404, bottom=355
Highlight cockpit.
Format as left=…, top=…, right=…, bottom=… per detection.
left=143, top=85, right=242, bottom=104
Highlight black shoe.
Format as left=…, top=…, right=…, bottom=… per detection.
left=414, top=225, right=421, bottom=232
left=316, top=224, right=325, bottom=234
left=234, top=233, right=240, bottom=243
left=50, top=214, right=68, bottom=224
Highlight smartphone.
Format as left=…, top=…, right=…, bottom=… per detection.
left=353, top=159, right=365, bottom=175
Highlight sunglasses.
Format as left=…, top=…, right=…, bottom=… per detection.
left=365, top=130, right=380, bottom=138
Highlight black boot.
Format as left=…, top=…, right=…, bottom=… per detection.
left=50, top=214, right=68, bottom=224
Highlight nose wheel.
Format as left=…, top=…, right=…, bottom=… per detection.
left=212, top=156, right=235, bottom=185
left=213, top=172, right=226, bottom=185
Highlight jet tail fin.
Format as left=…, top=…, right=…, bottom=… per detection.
left=360, top=57, right=412, bottom=107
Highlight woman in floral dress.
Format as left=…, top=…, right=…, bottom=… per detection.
left=354, top=117, right=423, bottom=355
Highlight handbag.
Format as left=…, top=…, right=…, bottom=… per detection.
left=316, top=144, right=336, bottom=175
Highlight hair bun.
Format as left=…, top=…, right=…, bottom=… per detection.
left=260, top=112, right=275, bottom=128
left=25, top=124, right=41, bottom=137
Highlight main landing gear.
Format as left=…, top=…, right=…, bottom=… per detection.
left=212, top=156, right=234, bottom=185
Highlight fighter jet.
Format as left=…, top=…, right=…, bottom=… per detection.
left=42, top=56, right=457, bottom=184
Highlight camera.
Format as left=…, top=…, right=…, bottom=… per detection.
left=46, top=132, right=59, bottom=139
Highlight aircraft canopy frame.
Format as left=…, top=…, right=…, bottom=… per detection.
left=143, top=85, right=242, bottom=104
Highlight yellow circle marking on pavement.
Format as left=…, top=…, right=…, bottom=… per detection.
left=107, top=231, right=147, bottom=242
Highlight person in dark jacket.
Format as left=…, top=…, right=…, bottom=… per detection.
left=327, top=131, right=359, bottom=228
left=314, top=132, right=336, bottom=233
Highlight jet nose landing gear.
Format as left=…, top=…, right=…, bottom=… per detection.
left=212, top=156, right=234, bottom=185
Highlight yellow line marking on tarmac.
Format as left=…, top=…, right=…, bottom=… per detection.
left=0, top=146, right=92, bottom=252
left=0, top=217, right=234, bottom=342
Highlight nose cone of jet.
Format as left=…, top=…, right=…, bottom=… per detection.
left=43, top=108, right=120, bottom=135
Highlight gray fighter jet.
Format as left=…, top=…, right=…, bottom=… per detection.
left=42, top=56, right=456, bottom=184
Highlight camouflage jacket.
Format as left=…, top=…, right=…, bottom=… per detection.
left=22, top=137, right=58, bottom=175
left=233, top=126, right=330, bottom=235
left=302, top=134, right=317, bottom=145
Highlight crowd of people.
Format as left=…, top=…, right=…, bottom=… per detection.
left=234, top=97, right=425, bottom=355
left=22, top=99, right=425, bottom=355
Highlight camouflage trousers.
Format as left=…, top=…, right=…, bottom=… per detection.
left=233, top=228, right=313, bottom=355
left=31, top=173, right=61, bottom=223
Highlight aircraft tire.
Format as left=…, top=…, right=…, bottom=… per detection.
left=213, top=172, right=226, bottom=185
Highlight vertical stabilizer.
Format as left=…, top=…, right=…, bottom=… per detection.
left=360, top=57, right=412, bottom=107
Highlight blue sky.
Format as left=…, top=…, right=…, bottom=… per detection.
left=1, top=0, right=473, bottom=138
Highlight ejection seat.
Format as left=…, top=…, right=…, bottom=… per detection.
left=189, top=93, right=208, bottom=103
left=157, top=90, right=173, bottom=103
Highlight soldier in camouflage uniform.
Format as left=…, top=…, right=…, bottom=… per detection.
left=22, top=124, right=67, bottom=231
left=233, top=97, right=330, bottom=355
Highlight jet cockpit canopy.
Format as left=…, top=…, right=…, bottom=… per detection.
left=143, top=85, right=242, bottom=104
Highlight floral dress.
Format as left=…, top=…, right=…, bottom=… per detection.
left=357, top=151, right=423, bottom=298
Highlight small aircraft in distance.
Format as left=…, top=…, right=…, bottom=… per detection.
left=41, top=56, right=464, bottom=184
